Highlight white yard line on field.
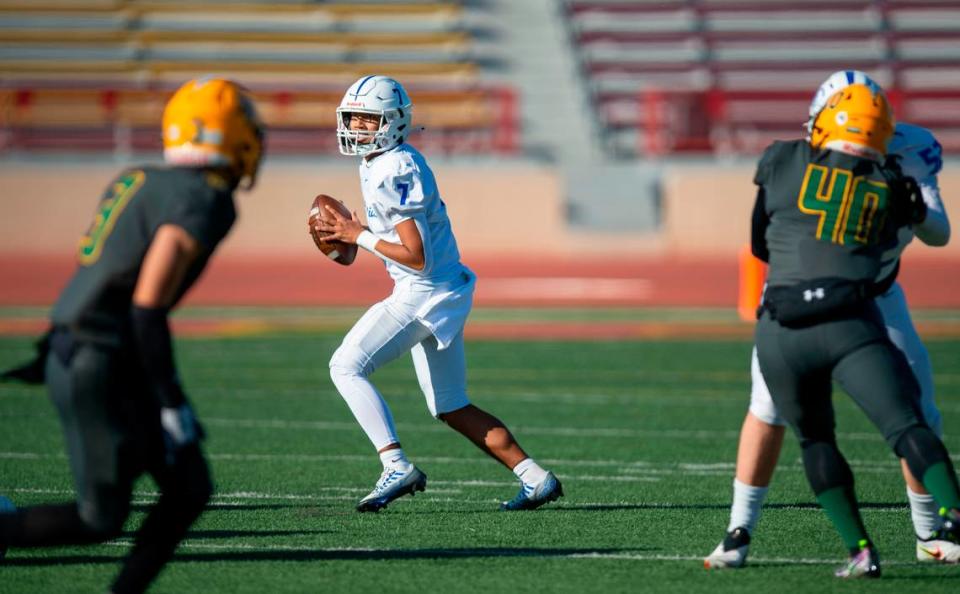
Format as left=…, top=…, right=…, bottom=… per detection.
left=90, top=541, right=924, bottom=567
left=201, top=417, right=903, bottom=443
left=0, top=413, right=945, bottom=444
left=1, top=450, right=940, bottom=476
left=191, top=386, right=753, bottom=408
left=2, top=486, right=913, bottom=514
left=568, top=502, right=910, bottom=513
left=567, top=552, right=918, bottom=566
left=5, top=486, right=461, bottom=504
left=209, top=453, right=669, bottom=469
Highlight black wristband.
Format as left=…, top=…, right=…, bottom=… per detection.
left=131, top=305, right=186, bottom=408
left=910, top=185, right=928, bottom=224
left=750, top=188, right=770, bottom=263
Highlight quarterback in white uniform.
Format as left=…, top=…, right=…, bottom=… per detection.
left=313, top=75, right=563, bottom=512
left=706, top=70, right=954, bottom=568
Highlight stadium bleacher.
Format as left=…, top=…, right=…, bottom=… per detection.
left=0, top=0, right=518, bottom=156
left=565, top=0, right=960, bottom=157
left=0, top=85, right=518, bottom=155
left=3, top=1, right=960, bottom=159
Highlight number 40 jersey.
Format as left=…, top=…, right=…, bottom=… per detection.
left=753, top=139, right=912, bottom=288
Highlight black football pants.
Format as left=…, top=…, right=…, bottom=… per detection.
left=0, top=332, right=211, bottom=594
left=755, top=305, right=949, bottom=496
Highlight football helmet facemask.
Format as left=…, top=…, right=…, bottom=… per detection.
left=806, top=70, right=882, bottom=136
left=162, top=76, right=265, bottom=189
left=809, top=83, right=894, bottom=161
left=337, top=75, right=412, bottom=157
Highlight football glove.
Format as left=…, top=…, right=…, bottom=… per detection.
left=903, top=176, right=927, bottom=224
left=160, top=403, right=204, bottom=463
left=890, top=175, right=927, bottom=225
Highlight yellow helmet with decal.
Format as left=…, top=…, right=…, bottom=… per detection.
left=809, top=82, right=893, bottom=161
left=162, top=77, right=265, bottom=188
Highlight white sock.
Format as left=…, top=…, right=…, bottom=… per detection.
left=512, top=458, right=548, bottom=485
left=379, top=448, right=411, bottom=470
left=727, top=479, right=769, bottom=534
left=908, top=487, right=943, bottom=539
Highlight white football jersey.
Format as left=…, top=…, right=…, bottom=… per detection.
left=358, top=143, right=465, bottom=286
left=877, top=123, right=950, bottom=282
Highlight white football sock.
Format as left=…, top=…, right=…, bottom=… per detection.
left=908, top=487, right=943, bottom=539
left=727, top=479, right=769, bottom=534
left=379, top=448, right=411, bottom=471
left=330, top=367, right=400, bottom=452
left=512, top=458, right=548, bottom=485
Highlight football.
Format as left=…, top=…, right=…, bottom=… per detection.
left=308, top=194, right=358, bottom=266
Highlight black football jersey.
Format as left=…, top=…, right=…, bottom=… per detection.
left=51, top=166, right=236, bottom=345
left=754, top=140, right=905, bottom=287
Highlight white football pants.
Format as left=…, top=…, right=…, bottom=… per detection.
left=329, top=292, right=471, bottom=451
left=749, top=281, right=942, bottom=436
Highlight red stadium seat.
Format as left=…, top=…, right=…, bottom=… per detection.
left=565, top=0, right=960, bottom=156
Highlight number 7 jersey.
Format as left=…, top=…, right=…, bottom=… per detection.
left=357, top=143, right=465, bottom=286
left=755, top=140, right=908, bottom=287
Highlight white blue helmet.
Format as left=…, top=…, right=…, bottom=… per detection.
left=806, top=70, right=883, bottom=135
left=337, top=75, right=413, bottom=157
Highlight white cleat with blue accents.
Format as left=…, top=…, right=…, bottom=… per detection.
left=356, top=465, right=427, bottom=513
left=500, top=471, right=563, bottom=511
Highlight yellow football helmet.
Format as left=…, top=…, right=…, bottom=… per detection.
left=162, top=77, right=265, bottom=189
left=809, top=83, right=894, bottom=160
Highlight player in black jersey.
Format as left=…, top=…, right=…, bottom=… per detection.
left=752, top=83, right=960, bottom=577
left=0, top=77, right=264, bottom=593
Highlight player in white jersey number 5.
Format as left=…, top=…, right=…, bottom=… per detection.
left=313, top=75, right=562, bottom=512
left=706, top=70, right=954, bottom=569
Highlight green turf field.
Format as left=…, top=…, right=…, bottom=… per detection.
left=1, top=311, right=959, bottom=593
